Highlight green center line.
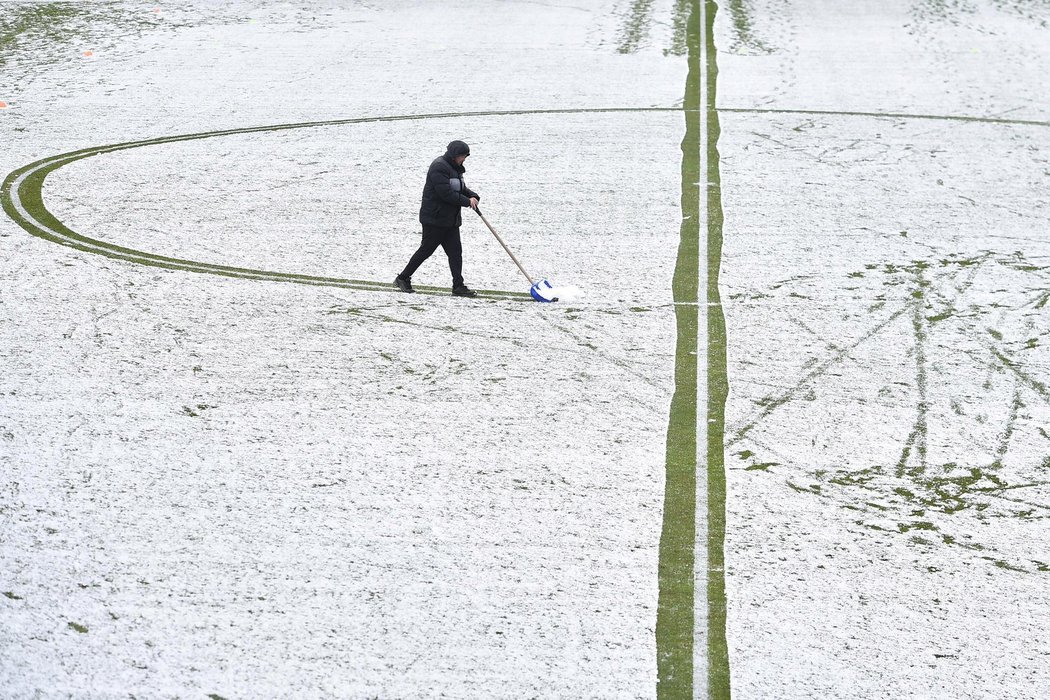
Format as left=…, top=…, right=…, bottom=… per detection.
left=657, top=1, right=730, bottom=698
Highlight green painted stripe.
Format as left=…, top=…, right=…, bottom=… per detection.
left=704, top=0, right=731, bottom=696
left=657, top=0, right=701, bottom=696
left=657, top=1, right=731, bottom=697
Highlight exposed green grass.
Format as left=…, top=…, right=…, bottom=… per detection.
left=0, top=3, right=82, bottom=66
left=667, top=0, right=692, bottom=56
left=656, top=0, right=699, bottom=689
left=617, top=0, right=656, bottom=54
left=656, top=2, right=730, bottom=697
left=725, top=0, right=770, bottom=54
left=703, top=0, right=730, bottom=693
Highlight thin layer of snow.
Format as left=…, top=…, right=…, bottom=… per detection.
left=533, top=283, right=584, bottom=303
left=2, top=0, right=1048, bottom=698
left=715, top=0, right=1050, bottom=697
left=1, top=1, right=686, bottom=697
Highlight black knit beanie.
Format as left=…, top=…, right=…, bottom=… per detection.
left=446, top=140, right=470, bottom=157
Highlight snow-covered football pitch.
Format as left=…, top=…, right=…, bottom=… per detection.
left=1, top=0, right=1048, bottom=697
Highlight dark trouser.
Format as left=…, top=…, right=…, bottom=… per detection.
left=400, top=224, right=463, bottom=287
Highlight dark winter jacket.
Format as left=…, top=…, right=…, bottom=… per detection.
left=418, top=141, right=480, bottom=227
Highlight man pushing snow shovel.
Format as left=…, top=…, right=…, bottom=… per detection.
left=395, top=140, right=480, bottom=297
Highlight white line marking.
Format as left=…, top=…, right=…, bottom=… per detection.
left=694, top=0, right=710, bottom=696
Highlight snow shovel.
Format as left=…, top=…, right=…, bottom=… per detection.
left=473, top=207, right=561, bottom=302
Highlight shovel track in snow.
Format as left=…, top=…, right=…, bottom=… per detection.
left=2, top=107, right=679, bottom=301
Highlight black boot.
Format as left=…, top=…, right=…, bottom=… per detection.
left=452, top=284, right=477, bottom=298
left=394, top=275, right=415, bottom=293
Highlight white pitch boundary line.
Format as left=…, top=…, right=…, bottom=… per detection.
left=694, top=0, right=711, bottom=696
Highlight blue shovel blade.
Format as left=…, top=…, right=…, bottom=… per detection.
left=530, top=279, right=558, bottom=302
